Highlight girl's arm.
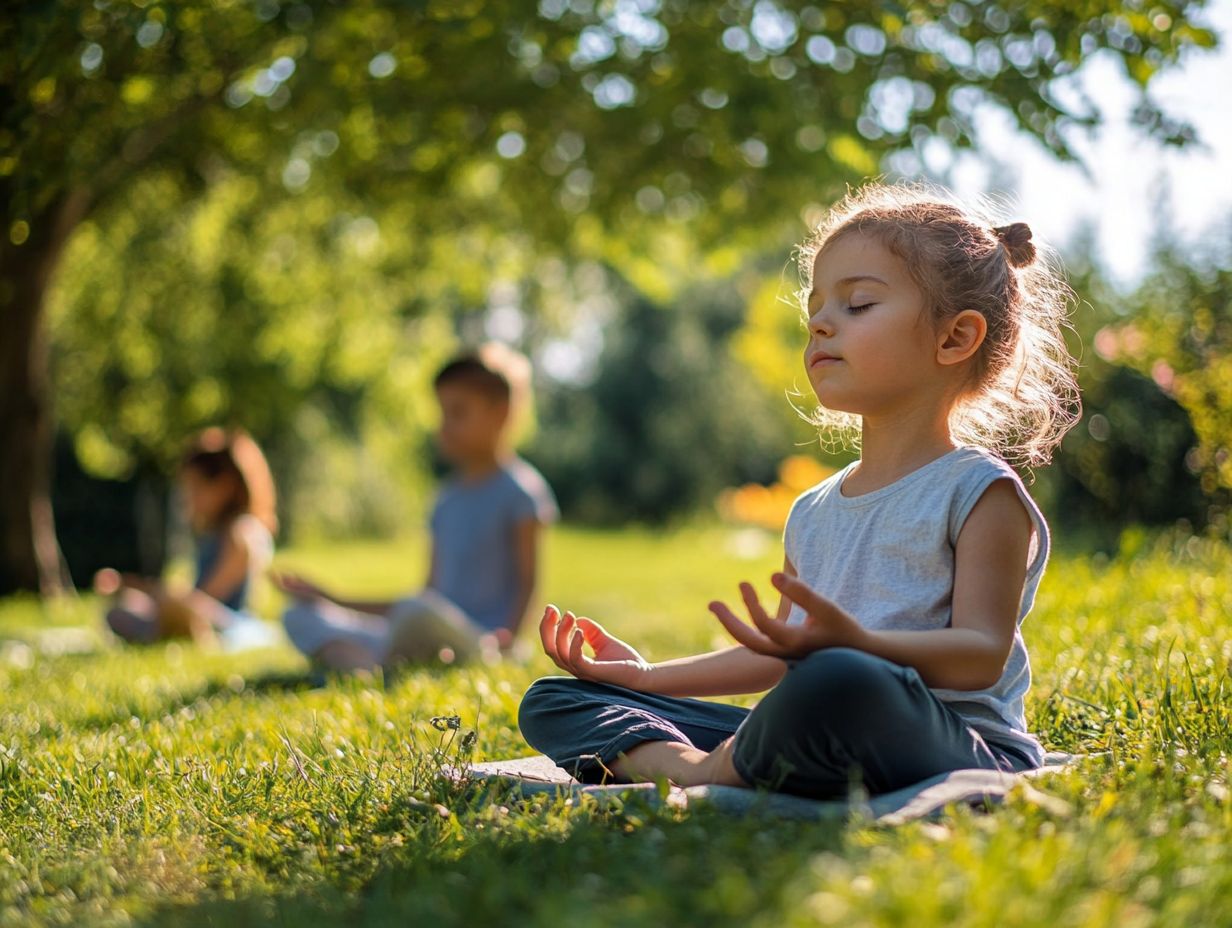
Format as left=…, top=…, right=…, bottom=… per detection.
left=194, top=521, right=253, bottom=603
left=424, top=542, right=439, bottom=590
left=270, top=572, right=397, bottom=616
left=711, top=480, right=1032, bottom=691
left=317, top=591, right=398, bottom=616
left=538, top=557, right=796, bottom=698
left=154, top=522, right=255, bottom=637
left=637, top=645, right=786, bottom=697
left=166, top=520, right=263, bottom=627
left=498, top=517, right=541, bottom=649
left=284, top=530, right=443, bottom=618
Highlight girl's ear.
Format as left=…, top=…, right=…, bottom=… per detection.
left=936, top=309, right=987, bottom=367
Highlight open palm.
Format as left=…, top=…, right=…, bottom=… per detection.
left=709, top=573, right=865, bottom=659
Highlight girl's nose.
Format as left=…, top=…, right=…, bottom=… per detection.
left=808, top=305, right=836, bottom=337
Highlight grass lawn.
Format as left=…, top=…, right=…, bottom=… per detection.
left=1, top=524, right=1229, bottom=927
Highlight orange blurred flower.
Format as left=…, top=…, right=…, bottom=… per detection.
left=716, top=455, right=836, bottom=532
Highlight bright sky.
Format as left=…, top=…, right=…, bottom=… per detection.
left=948, top=0, right=1232, bottom=286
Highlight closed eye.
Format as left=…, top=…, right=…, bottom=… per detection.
left=847, top=302, right=875, bottom=314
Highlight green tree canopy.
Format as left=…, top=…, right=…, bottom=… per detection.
left=0, top=0, right=1217, bottom=592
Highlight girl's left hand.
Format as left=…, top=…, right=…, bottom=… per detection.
left=709, top=572, right=867, bottom=659
left=539, top=605, right=654, bottom=689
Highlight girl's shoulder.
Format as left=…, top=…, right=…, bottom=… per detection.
left=781, top=463, right=854, bottom=549
left=789, top=446, right=996, bottom=516
left=782, top=446, right=1036, bottom=535
left=943, top=447, right=1049, bottom=570
left=948, top=444, right=1015, bottom=472
left=888, top=445, right=1031, bottom=511
left=942, top=446, right=1037, bottom=507
left=941, top=446, right=1025, bottom=491
left=503, top=457, right=557, bottom=504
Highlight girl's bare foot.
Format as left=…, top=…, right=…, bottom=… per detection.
left=156, top=596, right=219, bottom=648
left=610, top=737, right=749, bottom=788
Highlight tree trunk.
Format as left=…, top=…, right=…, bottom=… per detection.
left=0, top=190, right=89, bottom=596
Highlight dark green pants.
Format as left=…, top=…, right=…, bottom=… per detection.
left=518, top=648, right=1035, bottom=799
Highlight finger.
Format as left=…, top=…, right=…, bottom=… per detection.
left=566, top=626, right=587, bottom=673
left=570, top=634, right=607, bottom=682
left=538, top=606, right=564, bottom=665
left=554, top=610, right=577, bottom=668
left=557, top=624, right=588, bottom=678
left=709, top=600, right=787, bottom=657
left=575, top=616, right=606, bottom=646
left=542, top=606, right=568, bottom=668
left=740, top=582, right=797, bottom=647
left=772, top=572, right=838, bottom=619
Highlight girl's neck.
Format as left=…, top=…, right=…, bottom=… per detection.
left=847, top=405, right=957, bottom=494
left=193, top=512, right=235, bottom=535
left=456, top=448, right=508, bottom=481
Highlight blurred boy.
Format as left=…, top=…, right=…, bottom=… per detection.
left=275, top=343, right=558, bottom=672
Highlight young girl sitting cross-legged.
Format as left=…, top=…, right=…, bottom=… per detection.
left=517, top=183, right=1082, bottom=797
left=98, top=428, right=278, bottom=650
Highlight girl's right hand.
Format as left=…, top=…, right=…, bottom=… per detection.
left=270, top=571, right=327, bottom=602
left=539, top=605, right=653, bottom=689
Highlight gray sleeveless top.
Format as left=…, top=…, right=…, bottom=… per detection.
left=783, top=446, right=1047, bottom=765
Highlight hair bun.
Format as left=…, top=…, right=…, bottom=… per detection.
left=993, top=222, right=1036, bottom=268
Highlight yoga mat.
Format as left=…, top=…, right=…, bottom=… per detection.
left=444, top=752, right=1081, bottom=823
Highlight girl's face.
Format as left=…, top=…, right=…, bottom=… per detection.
left=804, top=233, right=941, bottom=418
left=434, top=383, right=509, bottom=464
left=180, top=468, right=238, bottom=532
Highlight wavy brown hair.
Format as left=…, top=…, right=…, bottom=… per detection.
left=180, top=428, right=278, bottom=535
left=796, top=182, right=1082, bottom=467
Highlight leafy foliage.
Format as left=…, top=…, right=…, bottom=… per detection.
left=527, top=276, right=806, bottom=522
left=8, top=0, right=1216, bottom=478
left=1021, top=240, right=1214, bottom=540
left=1096, top=232, right=1232, bottom=502
left=6, top=0, right=1215, bottom=231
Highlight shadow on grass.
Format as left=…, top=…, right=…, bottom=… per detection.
left=56, top=667, right=326, bottom=735
left=125, top=791, right=853, bottom=928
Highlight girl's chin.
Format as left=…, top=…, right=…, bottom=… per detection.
left=808, top=383, right=860, bottom=413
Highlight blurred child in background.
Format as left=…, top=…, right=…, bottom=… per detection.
left=275, top=343, right=557, bottom=674
left=98, top=428, right=279, bottom=650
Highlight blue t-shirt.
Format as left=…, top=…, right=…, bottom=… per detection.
left=429, top=458, right=558, bottom=631
left=193, top=514, right=274, bottom=614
